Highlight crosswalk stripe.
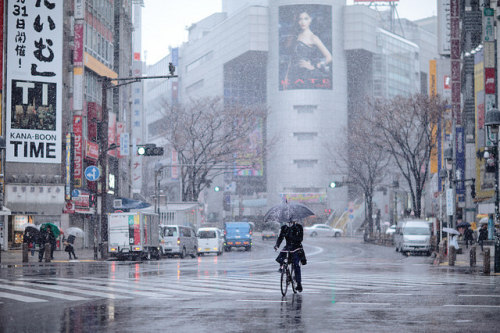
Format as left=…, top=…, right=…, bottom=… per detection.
left=83, top=277, right=211, bottom=296
left=0, top=282, right=87, bottom=301
left=2, top=279, right=131, bottom=300
left=0, top=291, right=46, bottom=303
left=47, top=278, right=171, bottom=298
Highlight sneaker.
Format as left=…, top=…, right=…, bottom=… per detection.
left=296, top=283, right=303, bottom=292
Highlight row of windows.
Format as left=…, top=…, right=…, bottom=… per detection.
left=87, top=0, right=114, bottom=29
left=84, top=22, right=114, bottom=68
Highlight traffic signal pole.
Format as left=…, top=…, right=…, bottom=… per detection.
left=97, top=68, right=177, bottom=258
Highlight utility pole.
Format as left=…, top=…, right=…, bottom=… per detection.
left=97, top=68, right=177, bottom=257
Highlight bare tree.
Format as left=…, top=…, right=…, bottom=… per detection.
left=328, top=110, right=389, bottom=236
left=371, top=94, right=446, bottom=218
left=158, top=97, right=266, bottom=202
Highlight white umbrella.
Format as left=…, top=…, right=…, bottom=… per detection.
left=66, top=227, right=84, bottom=237
left=479, top=217, right=489, bottom=225
left=442, top=227, right=460, bottom=235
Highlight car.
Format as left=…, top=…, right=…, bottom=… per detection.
left=159, top=225, right=198, bottom=258
left=304, top=224, right=343, bottom=237
left=385, top=224, right=396, bottom=236
left=261, top=222, right=280, bottom=240
left=197, top=227, right=224, bottom=256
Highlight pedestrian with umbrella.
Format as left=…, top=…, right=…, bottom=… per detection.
left=40, top=223, right=59, bottom=260
left=23, top=225, right=40, bottom=256
left=64, top=227, right=82, bottom=260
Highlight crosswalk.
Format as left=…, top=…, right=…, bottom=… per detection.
left=0, top=272, right=495, bottom=304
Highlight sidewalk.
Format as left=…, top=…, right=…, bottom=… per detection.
left=433, top=244, right=500, bottom=276
left=0, top=247, right=103, bottom=265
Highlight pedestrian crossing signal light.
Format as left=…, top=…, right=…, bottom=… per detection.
left=329, top=182, right=337, bottom=188
left=137, top=144, right=164, bottom=156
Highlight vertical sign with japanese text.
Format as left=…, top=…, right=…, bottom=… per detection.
left=73, top=116, right=83, bottom=187
left=6, top=0, right=63, bottom=163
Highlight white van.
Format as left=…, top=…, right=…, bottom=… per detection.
left=196, top=227, right=224, bottom=256
left=394, top=220, right=432, bottom=256
left=159, top=225, right=198, bottom=258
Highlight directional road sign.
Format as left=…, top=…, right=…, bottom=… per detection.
left=85, top=166, right=100, bottom=182
left=71, top=189, right=80, bottom=198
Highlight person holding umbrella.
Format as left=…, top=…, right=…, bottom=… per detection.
left=274, top=218, right=306, bottom=293
left=64, top=234, right=78, bottom=260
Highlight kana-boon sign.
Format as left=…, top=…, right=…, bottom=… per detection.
left=6, top=0, right=63, bottom=163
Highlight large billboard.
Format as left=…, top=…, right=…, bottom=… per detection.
left=279, top=5, right=332, bottom=90
left=6, top=0, right=63, bottom=163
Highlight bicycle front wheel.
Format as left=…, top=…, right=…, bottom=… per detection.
left=280, top=268, right=288, bottom=296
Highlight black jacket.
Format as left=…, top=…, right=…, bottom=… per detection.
left=478, top=227, right=488, bottom=241
left=275, top=223, right=303, bottom=250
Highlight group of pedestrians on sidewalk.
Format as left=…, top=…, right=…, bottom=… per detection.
left=23, top=227, right=78, bottom=261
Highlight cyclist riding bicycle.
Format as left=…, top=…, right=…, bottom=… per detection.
left=274, top=218, right=306, bottom=292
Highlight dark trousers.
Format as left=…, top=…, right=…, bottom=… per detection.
left=276, top=247, right=302, bottom=284
left=67, top=244, right=77, bottom=259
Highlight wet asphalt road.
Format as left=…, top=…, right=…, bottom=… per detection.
left=0, top=236, right=499, bottom=332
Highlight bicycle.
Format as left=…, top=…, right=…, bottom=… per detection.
left=279, top=248, right=301, bottom=296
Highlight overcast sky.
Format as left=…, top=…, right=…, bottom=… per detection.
left=142, top=0, right=438, bottom=65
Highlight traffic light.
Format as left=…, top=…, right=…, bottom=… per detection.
left=137, top=144, right=164, bottom=156
left=223, top=193, right=231, bottom=211
left=169, top=62, right=175, bottom=75
left=329, top=182, right=336, bottom=188
left=214, top=186, right=220, bottom=192
left=470, top=180, right=476, bottom=199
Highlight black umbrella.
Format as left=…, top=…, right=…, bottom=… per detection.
left=264, top=199, right=315, bottom=223
left=456, top=222, right=471, bottom=229
left=23, top=226, right=40, bottom=243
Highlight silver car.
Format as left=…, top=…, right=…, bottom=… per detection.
left=304, top=224, right=343, bottom=237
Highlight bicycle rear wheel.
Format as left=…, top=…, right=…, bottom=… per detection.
left=290, top=264, right=296, bottom=294
left=280, top=268, right=288, bottom=296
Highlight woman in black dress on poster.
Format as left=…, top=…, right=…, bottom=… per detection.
left=283, top=10, right=332, bottom=89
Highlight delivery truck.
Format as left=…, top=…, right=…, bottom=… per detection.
left=108, top=212, right=160, bottom=260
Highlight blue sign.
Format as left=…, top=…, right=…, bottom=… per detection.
left=85, top=166, right=100, bottom=181
left=72, top=189, right=80, bottom=198
left=171, top=48, right=178, bottom=66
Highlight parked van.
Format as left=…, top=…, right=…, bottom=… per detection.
left=159, top=225, right=198, bottom=258
left=197, top=227, right=224, bottom=256
left=224, top=222, right=252, bottom=251
left=394, top=220, right=432, bottom=256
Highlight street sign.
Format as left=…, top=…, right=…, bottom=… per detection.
left=85, top=166, right=100, bottom=181
left=72, top=189, right=80, bottom=198
left=446, top=188, right=454, bottom=216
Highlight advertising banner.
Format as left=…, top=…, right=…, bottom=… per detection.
left=73, top=116, right=83, bottom=187
left=85, top=140, right=99, bottom=161
left=279, top=5, right=332, bottom=90
left=437, top=0, right=451, bottom=56
left=6, top=0, right=63, bottom=163
left=65, top=133, right=72, bottom=200
left=455, top=127, right=465, bottom=202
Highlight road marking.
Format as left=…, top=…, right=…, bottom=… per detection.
left=48, top=278, right=170, bottom=298
left=0, top=283, right=87, bottom=301
left=334, top=302, right=391, bottom=306
left=5, top=280, right=131, bottom=300
left=459, top=294, right=500, bottom=298
left=362, top=292, right=413, bottom=296
left=0, top=291, right=46, bottom=303
left=444, top=305, right=500, bottom=308
left=237, top=299, right=287, bottom=303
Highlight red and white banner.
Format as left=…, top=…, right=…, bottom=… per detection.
left=73, top=116, right=83, bottom=187
left=108, top=112, right=117, bottom=157
left=85, top=140, right=99, bottom=161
